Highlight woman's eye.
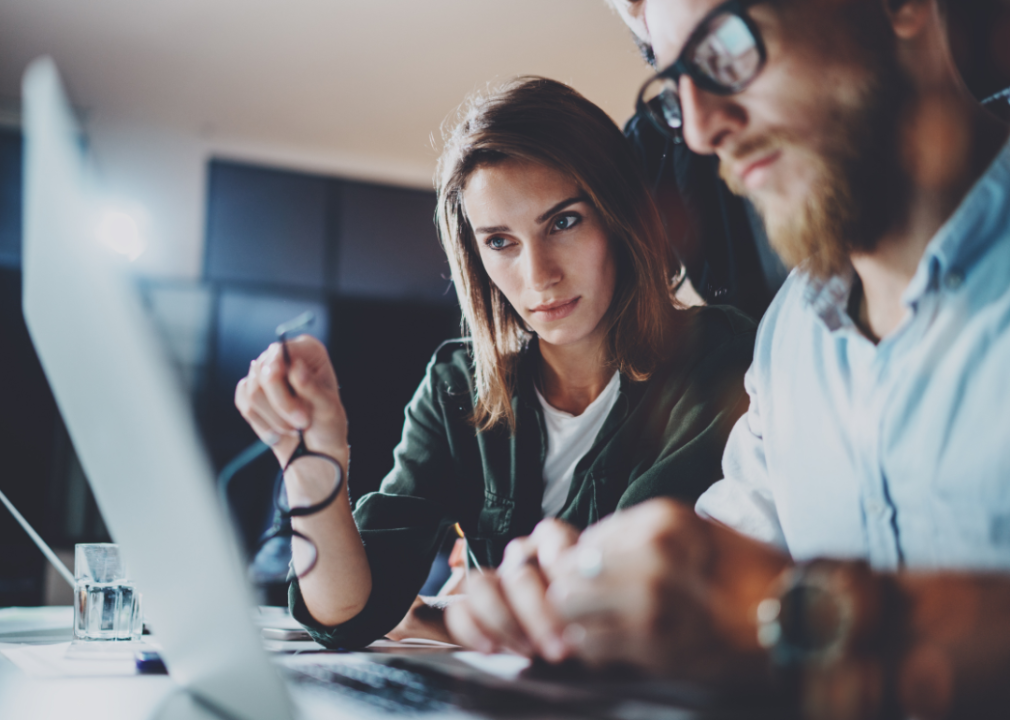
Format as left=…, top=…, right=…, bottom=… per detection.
left=552, top=213, right=581, bottom=232
left=486, top=236, right=511, bottom=250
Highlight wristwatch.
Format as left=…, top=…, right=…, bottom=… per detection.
left=755, top=560, right=905, bottom=720
left=756, top=560, right=859, bottom=668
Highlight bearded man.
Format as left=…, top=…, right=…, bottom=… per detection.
left=445, top=1, right=1010, bottom=717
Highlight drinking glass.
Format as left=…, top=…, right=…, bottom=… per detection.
left=74, top=543, right=143, bottom=641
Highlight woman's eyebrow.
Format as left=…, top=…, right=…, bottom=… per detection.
left=472, top=194, right=589, bottom=234
left=473, top=224, right=510, bottom=235
left=536, top=194, right=589, bottom=224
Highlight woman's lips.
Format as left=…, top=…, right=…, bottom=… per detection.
left=530, top=297, right=580, bottom=322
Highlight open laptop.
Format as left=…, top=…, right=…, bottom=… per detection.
left=21, top=57, right=774, bottom=720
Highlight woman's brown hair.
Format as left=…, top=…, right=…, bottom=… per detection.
left=436, top=77, right=681, bottom=433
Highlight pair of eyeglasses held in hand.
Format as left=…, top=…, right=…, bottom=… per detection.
left=637, top=0, right=767, bottom=143
left=219, top=311, right=344, bottom=584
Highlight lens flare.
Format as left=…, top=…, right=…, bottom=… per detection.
left=96, top=209, right=146, bottom=261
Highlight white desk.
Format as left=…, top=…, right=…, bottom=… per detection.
left=0, top=607, right=244, bottom=720
left=0, top=607, right=465, bottom=720
left=0, top=607, right=754, bottom=720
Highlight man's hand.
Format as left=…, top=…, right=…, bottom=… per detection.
left=445, top=520, right=580, bottom=659
left=234, top=335, right=348, bottom=467
left=544, top=499, right=790, bottom=686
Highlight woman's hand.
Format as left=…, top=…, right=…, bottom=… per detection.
left=444, top=520, right=580, bottom=659
left=237, top=334, right=371, bottom=627
left=234, top=335, right=348, bottom=467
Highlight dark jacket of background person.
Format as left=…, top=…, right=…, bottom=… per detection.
left=624, top=113, right=790, bottom=323
left=290, top=305, right=755, bottom=649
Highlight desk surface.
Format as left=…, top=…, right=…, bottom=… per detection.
left=0, top=607, right=789, bottom=720
left=0, top=607, right=225, bottom=720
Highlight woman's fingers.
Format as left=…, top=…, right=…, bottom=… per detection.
left=258, top=345, right=312, bottom=429
left=500, top=556, right=568, bottom=661
left=241, top=405, right=283, bottom=447
left=444, top=598, right=498, bottom=654
left=234, top=336, right=349, bottom=467
left=529, top=520, right=581, bottom=578
left=458, top=572, right=535, bottom=656
left=245, top=369, right=300, bottom=438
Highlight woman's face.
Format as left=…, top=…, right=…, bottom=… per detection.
left=463, top=159, right=618, bottom=353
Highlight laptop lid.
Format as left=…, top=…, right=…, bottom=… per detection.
left=21, top=56, right=294, bottom=720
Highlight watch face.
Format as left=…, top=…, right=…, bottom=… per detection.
left=775, top=579, right=852, bottom=664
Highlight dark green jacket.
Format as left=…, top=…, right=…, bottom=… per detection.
left=291, top=305, right=755, bottom=649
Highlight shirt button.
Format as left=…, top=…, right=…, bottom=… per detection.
left=865, top=500, right=887, bottom=517
left=944, top=271, right=964, bottom=291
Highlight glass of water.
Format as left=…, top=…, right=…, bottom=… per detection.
left=74, top=543, right=143, bottom=641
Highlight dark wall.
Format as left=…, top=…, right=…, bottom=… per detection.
left=0, top=130, right=22, bottom=268
left=0, top=268, right=57, bottom=605
left=201, top=160, right=461, bottom=567
left=949, top=1, right=1010, bottom=102
left=0, top=129, right=111, bottom=607
left=0, top=141, right=461, bottom=605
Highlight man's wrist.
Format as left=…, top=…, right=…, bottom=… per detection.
left=757, top=560, right=908, bottom=720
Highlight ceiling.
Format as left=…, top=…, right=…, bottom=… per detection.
left=0, top=0, right=653, bottom=184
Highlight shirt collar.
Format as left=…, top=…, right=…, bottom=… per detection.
left=902, top=138, right=1010, bottom=306
left=803, top=138, right=1010, bottom=330
left=802, top=266, right=857, bottom=333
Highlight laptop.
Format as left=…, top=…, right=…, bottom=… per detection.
left=21, top=57, right=772, bottom=720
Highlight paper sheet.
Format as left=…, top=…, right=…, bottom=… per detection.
left=368, top=637, right=461, bottom=649
left=0, top=641, right=142, bottom=678
left=452, top=650, right=530, bottom=679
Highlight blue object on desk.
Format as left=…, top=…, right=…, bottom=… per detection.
left=135, top=650, right=168, bottom=675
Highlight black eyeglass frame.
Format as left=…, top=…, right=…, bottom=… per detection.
left=254, top=431, right=344, bottom=580
left=218, top=311, right=345, bottom=583
left=635, top=0, right=768, bottom=142
left=269, top=312, right=344, bottom=577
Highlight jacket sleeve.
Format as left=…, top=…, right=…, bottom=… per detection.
left=289, top=352, right=461, bottom=650
left=616, top=309, right=756, bottom=510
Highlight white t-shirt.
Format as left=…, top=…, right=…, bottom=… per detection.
left=535, top=371, right=621, bottom=518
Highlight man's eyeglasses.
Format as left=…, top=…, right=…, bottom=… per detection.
left=636, top=0, right=767, bottom=143
left=218, top=311, right=344, bottom=584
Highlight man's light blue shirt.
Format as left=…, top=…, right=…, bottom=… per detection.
left=697, top=140, right=1010, bottom=571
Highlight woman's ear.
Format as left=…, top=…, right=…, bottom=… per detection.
left=883, top=0, right=935, bottom=40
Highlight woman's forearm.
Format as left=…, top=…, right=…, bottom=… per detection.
left=290, top=461, right=372, bottom=627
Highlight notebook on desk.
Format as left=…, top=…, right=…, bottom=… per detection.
left=20, top=57, right=773, bottom=720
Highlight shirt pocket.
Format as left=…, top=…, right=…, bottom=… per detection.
left=473, top=490, right=515, bottom=539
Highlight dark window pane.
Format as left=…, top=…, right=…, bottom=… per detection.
left=334, top=183, right=453, bottom=304
left=0, top=129, right=23, bottom=268
left=205, top=161, right=329, bottom=288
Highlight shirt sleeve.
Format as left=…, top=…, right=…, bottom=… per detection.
left=695, top=358, right=788, bottom=551
left=289, top=352, right=460, bottom=650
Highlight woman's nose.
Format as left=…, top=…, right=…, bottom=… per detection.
left=524, top=243, right=561, bottom=291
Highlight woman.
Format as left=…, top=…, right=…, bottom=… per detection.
left=234, top=77, right=755, bottom=651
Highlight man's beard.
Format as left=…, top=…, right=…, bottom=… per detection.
left=720, top=70, right=907, bottom=280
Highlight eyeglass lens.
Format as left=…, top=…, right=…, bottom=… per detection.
left=641, top=9, right=761, bottom=135
left=278, top=455, right=343, bottom=513
left=280, top=453, right=342, bottom=578
left=694, top=14, right=761, bottom=88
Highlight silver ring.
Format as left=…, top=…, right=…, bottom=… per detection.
left=576, top=547, right=604, bottom=579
